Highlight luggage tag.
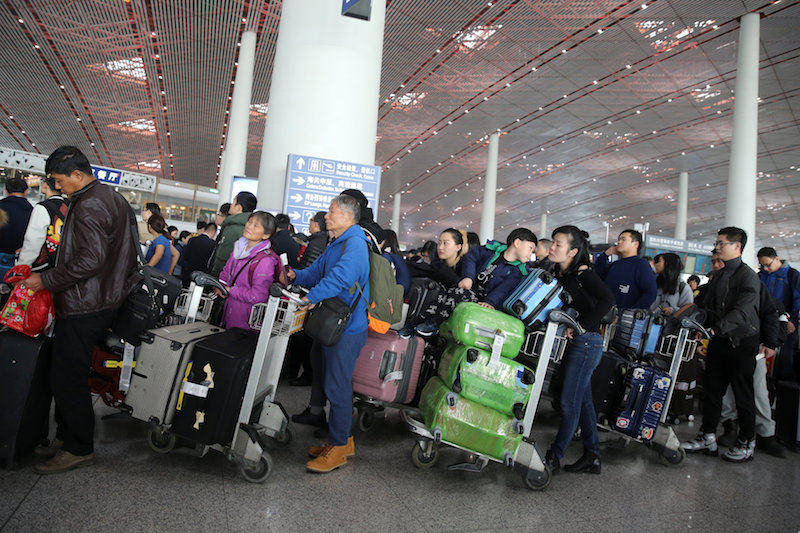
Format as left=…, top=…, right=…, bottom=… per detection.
left=180, top=363, right=215, bottom=399
left=488, top=331, right=506, bottom=368
left=118, top=342, right=136, bottom=393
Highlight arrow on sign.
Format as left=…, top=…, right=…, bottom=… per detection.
left=289, top=211, right=301, bottom=219
left=291, top=193, right=303, bottom=203
left=292, top=176, right=305, bottom=185
left=296, top=157, right=305, bottom=170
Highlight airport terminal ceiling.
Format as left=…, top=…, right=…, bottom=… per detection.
left=0, top=0, right=798, bottom=259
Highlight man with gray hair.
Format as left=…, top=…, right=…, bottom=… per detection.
left=287, top=194, right=370, bottom=473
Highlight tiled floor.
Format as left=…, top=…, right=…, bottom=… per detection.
left=2, top=384, right=799, bottom=533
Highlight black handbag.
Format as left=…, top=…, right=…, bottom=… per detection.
left=303, top=296, right=357, bottom=346
left=111, top=208, right=161, bottom=345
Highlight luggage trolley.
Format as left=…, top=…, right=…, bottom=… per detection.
left=146, top=281, right=306, bottom=483
left=599, top=315, right=708, bottom=466
left=400, top=309, right=582, bottom=491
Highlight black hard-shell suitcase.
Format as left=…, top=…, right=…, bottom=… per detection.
left=170, top=328, right=259, bottom=445
left=0, top=331, right=52, bottom=467
left=775, top=380, right=800, bottom=452
left=591, top=351, right=628, bottom=423
left=405, top=278, right=442, bottom=327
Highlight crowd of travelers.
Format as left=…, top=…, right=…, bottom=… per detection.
left=0, top=145, right=798, bottom=477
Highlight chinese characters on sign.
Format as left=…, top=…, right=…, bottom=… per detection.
left=284, top=154, right=381, bottom=235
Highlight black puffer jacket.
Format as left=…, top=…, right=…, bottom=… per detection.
left=42, top=180, right=137, bottom=318
left=701, top=257, right=761, bottom=347
left=299, top=230, right=329, bottom=268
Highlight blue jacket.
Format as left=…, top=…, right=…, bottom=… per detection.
left=0, top=195, right=33, bottom=254
left=760, top=262, right=800, bottom=320
left=294, top=224, right=370, bottom=335
left=594, top=253, right=657, bottom=311
left=460, top=241, right=528, bottom=309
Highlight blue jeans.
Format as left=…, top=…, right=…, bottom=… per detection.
left=321, top=329, right=367, bottom=446
left=550, top=332, right=604, bottom=459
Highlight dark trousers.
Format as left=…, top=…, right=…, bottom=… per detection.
left=701, top=335, right=759, bottom=441
left=52, top=312, right=115, bottom=456
left=309, top=340, right=326, bottom=408
left=775, top=329, right=798, bottom=382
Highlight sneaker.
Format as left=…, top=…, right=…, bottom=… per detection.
left=397, top=326, right=414, bottom=339
left=722, top=439, right=755, bottom=463
left=35, top=450, right=94, bottom=475
left=309, top=436, right=355, bottom=458
left=756, top=435, right=786, bottom=458
left=34, top=438, right=63, bottom=460
left=681, top=432, right=719, bottom=456
left=306, top=443, right=349, bottom=473
left=414, top=322, right=439, bottom=337
left=291, top=407, right=327, bottom=428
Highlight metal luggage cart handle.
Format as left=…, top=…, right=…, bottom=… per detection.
left=268, top=283, right=307, bottom=306
left=191, top=271, right=229, bottom=297
left=679, top=317, right=710, bottom=339
left=548, top=309, right=585, bottom=337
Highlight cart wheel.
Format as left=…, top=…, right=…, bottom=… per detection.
left=147, top=425, right=176, bottom=454
left=411, top=442, right=440, bottom=468
left=240, top=452, right=274, bottom=483
left=659, top=447, right=686, bottom=466
left=522, top=468, right=552, bottom=491
left=271, top=426, right=293, bottom=448
left=358, top=409, right=376, bottom=432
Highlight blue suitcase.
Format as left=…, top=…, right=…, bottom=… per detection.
left=612, top=309, right=664, bottom=359
left=502, top=268, right=568, bottom=329
left=613, top=364, right=671, bottom=441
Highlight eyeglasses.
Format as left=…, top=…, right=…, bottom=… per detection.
left=714, top=241, right=737, bottom=248
left=759, top=257, right=776, bottom=270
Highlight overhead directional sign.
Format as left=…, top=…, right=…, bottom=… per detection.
left=284, top=153, right=381, bottom=235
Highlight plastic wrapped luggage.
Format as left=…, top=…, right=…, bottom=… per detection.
left=125, top=322, right=224, bottom=425
left=0, top=331, right=51, bottom=467
left=438, top=343, right=534, bottom=417
left=613, top=364, right=671, bottom=441
left=352, top=329, right=425, bottom=404
left=170, top=327, right=259, bottom=445
left=502, top=268, right=567, bottom=328
left=438, top=302, right=525, bottom=358
left=419, top=377, right=522, bottom=462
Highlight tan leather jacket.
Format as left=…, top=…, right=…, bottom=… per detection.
left=42, top=179, right=137, bottom=318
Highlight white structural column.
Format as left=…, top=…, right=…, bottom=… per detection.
left=479, top=132, right=499, bottom=243
left=218, top=31, right=257, bottom=205
left=256, top=2, right=386, bottom=211
left=675, top=171, right=688, bottom=240
left=540, top=198, right=547, bottom=240
left=725, top=13, right=760, bottom=265
left=392, top=193, right=401, bottom=233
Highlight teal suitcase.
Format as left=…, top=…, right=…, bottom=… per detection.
left=419, top=377, right=522, bottom=462
left=439, top=302, right=525, bottom=358
left=438, top=342, right=534, bottom=417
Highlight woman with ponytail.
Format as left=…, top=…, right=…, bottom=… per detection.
left=145, top=214, right=178, bottom=274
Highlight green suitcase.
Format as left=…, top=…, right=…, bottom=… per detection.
left=419, top=377, right=522, bottom=462
left=438, top=342, right=535, bottom=417
left=439, top=303, right=525, bottom=358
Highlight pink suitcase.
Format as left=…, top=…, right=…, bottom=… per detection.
left=352, top=329, right=425, bottom=404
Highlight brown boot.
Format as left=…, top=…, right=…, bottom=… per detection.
left=306, top=442, right=350, bottom=473
left=308, top=436, right=355, bottom=458
left=35, top=450, right=94, bottom=475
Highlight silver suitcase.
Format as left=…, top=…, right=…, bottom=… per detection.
left=126, top=322, right=223, bottom=425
